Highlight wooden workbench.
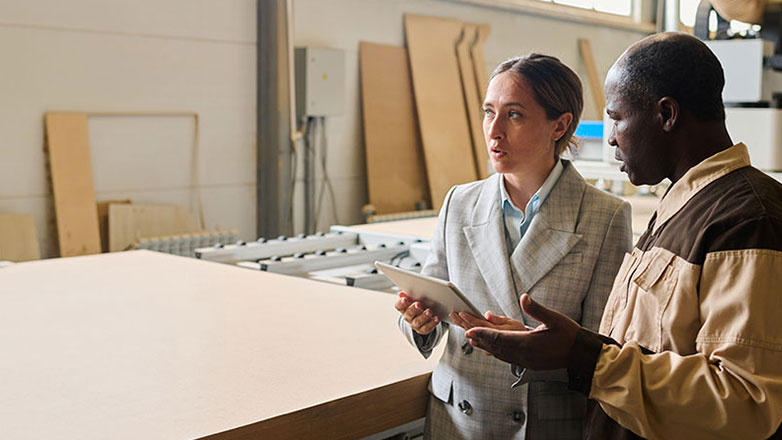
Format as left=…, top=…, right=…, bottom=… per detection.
left=0, top=251, right=440, bottom=439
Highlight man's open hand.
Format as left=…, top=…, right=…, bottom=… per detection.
left=463, top=294, right=581, bottom=370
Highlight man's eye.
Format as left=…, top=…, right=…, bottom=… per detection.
left=509, top=110, right=521, bottom=119
left=483, top=108, right=494, bottom=117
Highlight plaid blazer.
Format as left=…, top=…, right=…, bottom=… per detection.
left=400, top=161, right=632, bottom=439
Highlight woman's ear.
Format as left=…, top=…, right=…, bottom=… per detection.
left=552, top=112, right=573, bottom=141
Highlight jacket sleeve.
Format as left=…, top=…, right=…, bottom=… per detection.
left=580, top=200, right=632, bottom=331
left=398, top=186, right=457, bottom=358
left=571, top=218, right=782, bottom=439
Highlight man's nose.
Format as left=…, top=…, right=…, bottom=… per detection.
left=607, top=125, right=617, bottom=146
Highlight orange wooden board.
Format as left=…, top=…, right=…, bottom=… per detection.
left=456, top=23, right=490, bottom=180
left=471, top=24, right=491, bottom=105
left=405, top=14, right=478, bottom=208
left=97, top=199, right=131, bottom=253
left=45, top=112, right=101, bottom=257
left=0, top=213, right=40, bottom=261
left=578, top=38, right=606, bottom=117
left=359, top=42, right=430, bottom=214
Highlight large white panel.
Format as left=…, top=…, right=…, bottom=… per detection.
left=0, top=0, right=256, bottom=42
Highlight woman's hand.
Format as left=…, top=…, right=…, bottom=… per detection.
left=394, top=292, right=440, bottom=335
left=451, top=310, right=534, bottom=331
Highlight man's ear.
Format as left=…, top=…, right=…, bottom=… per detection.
left=657, top=97, right=679, bottom=132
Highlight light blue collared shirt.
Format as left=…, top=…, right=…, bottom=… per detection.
left=500, top=160, right=564, bottom=254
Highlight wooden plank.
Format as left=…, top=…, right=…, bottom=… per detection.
left=108, top=204, right=202, bottom=252
left=456, top=24, right=490, bottom=180
left=205, top=373, right=430, bottom=440
left=471, top=24, right=491, bottom=107
left=405, top=14, right=478, bottom=208
left=0, top=214, right=40, bottom=262
left=578, top=38, right=606, bottom=117
left=359, top=42, right=430, bottom=214
left=45, top=112, right=101, bottom=257
left=97, top=199, right=131, bottom=252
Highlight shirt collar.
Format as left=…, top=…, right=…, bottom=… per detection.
left=653, top=142, right=751, bottom=234
left=500, top=159, right=564, bottom=216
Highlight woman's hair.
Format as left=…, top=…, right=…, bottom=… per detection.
left=490, top=54, right=584, bottom=158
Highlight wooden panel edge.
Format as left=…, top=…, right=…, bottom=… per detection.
left=202, top=373, right=432, bottom=440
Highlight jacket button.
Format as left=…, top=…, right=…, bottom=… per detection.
left=512, top=410, right=525, bottom=423
left=461, top=340, right=473, bottom=355
left=458, top=400, right=472, bottom=415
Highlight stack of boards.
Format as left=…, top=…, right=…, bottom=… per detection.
left=360, top=14, right=491, bottom=215
left=44, top=113, right=204, bottom=257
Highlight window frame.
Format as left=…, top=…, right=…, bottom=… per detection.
left=446, top=0, right=656, bottom=32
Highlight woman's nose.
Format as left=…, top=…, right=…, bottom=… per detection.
left=486, top=117, right=504, bottom=140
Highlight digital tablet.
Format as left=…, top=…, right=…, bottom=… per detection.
left=375, top=261, right=482, bottom=324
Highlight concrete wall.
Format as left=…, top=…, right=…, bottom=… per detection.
left=291, top=0, right=649, bottom=233
left=0, top=0, right=257, bottom=257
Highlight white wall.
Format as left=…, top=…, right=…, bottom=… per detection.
left=291, top=0, right=649, bottom=233
left=0, top=0, right=257, bottom=258
left=0, top=0, right=650, bottom=258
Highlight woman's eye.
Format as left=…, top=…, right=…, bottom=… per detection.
left=509, top=110, right=521, bottom=119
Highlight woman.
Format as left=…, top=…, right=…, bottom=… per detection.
left=395, top=54, right=632, bottom=439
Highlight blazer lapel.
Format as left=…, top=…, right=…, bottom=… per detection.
left=509, top=162, right=585, bottom=296
left=463, top=174, right=521, bottom=318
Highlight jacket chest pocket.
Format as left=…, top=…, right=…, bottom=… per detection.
left=627, top=249, right=678, bottom=351
left=600, top=250, right=641, bottom=334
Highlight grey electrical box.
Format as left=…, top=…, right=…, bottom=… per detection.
left=295, top=47, right=345, bottom=118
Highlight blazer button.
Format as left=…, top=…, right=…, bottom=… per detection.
left=458, top=400, right=473, bottom=415
left=512, top=410, right=526, bottom=424
left=461, top=340, right=473, bottom=355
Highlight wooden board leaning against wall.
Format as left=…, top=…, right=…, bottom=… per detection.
left=456, top=23, right=492, bottom=180
left=0, top=214, right=40, bottom=262
left=359, top=42, right=430, bottom=215
left=404, top=14, right=481, bottom=209
left=45, top=112, right=102, bottom=257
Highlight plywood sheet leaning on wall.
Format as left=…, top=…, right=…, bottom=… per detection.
left=0, top=214, right=40, bottom=262
left=45, top=113, right=102, bottom=257
left=97, top=199, right=131, bottom=253
left=108, top=204, right=202, bottom=252
left=404, top=14, right=478, bottom=208
left=359, top=42, right=430, bottom=215
left=456, top=23, right=490, bottom=180
left=471, top=24, right=491, bottom=104
left=578, top=38, right=606, bottom=118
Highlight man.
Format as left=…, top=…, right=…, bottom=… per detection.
left=454, top=32, right=782, bottom=439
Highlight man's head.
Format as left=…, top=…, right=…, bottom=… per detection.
left=605, top=32, right=728, bottom=185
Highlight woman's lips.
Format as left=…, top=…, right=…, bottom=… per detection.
left=490, top=148, right=506, bottom=159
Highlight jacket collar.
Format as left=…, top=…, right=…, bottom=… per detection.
left=653, top=143, right=750, bottom=235
left=463, top=161, right=585, bottom=319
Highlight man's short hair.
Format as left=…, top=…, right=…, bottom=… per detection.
left=617, top=33, right=726, bottom=121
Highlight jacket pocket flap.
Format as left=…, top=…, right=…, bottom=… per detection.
left=632, top=250, right=675, bottom=291
left=430, top=367, right=453, bottom=404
